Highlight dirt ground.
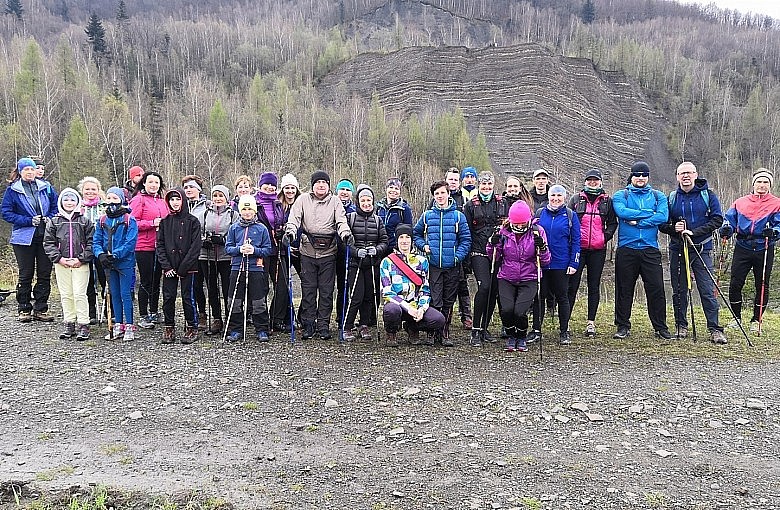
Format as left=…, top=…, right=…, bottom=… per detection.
left=1, top=310, right=779, bottom=509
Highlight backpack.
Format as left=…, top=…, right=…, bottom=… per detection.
left=574, top=192, right=610, bottom=217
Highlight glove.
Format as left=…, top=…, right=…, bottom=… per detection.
left=210, top=233, right=226, bottom=246
left=165, top=269, right=178, bottom=278
left=489, top=232, right=501, bottom=245
left=281, top=232, right=294, bottom=248
left=719, top=224, right=733, bottom=238
left=31, top=215, right=42, bottom=226
left=366, top=246, right=377, bottom=257
left=201, top=235, right=213, bottom=249
left=98, top=253, right=114, bottom=269
left=357, top=248, right=368, bottom=258
left=533, top=232, right=546, bottom=250
left=343, top=234, right=355, bottom=247
left=762, top=225, right=777, bottom=239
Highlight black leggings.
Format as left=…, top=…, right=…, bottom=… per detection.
left=202, top=259, right=231, bottom=321
left=498, top=280, right=536, bottom=338
left=533, top=269, right=571, bottom=333
left=471, top=254, right=499, bottom=331
left=567, top=249, right=606, bottom=321
left=729, top=244, right=775, bottom=321
left=136, top=250, right=162, bottom=316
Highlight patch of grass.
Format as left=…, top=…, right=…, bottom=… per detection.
left=644, top=491, right=667, bottom=508
left=35, top=465, right=75, bottom=482
left=305, top=424, right=318, bottom=432
left=240, top=402, right=259, bottom=411
left=37, top=432, right=52, bottom=441
left=100, top=444, right=127, bottom=456
left=118, top=456, right=134, bottom=465
left=520, top=496, right=541, bottom=510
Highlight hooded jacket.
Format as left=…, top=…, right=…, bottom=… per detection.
left=347, top=198, right=389, bottom=268
left=93, top=203, right=138, bottom=271
left=464, top=194, right=510, bottom=255
left=225, top=217, right=273, bottom=272
left=486, top=224, right=551, bottom=284
left=256, top=191, right=285, bottom=256
left=2, top=177, right=58, bottom=245
left=130, top=190, right=169, bottom=251
left=413, top=198, right=471, bottom=269
left=155, top=188, right=202, bottom=275
left=376, top=196, right=413, bottom=249
left=659, top=178, right=723, bottom=251
left=194, top=203, right=239, bottom=262
left=43, top=188, right=94, bottom=264
left=612, top=184, right=668, bottom=250
left=379, top=250, right=432, bottom=311
left=722, top=192, right=780, bottom=251
left=535, top=205, right=581, bottom=270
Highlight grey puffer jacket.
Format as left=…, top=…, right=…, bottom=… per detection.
left=43, top=189, right=95, bottom=263
left=194, top=204, right=239, bottom=262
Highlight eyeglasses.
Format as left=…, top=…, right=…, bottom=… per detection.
left=677, top=171, right=696, bottom=176
left=631, top=172, right=649, bottom=178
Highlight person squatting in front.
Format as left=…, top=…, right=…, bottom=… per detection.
left=658, top=162, right=727, bottom=344
left=720, top=168, right=780, bottom=333
left=380, top=223, right=446, bottom=347
left=156, top=188, right=203, bottom=345
left=342, top=184, right=388, bottom=341
left=224, top=196, right=273, bottom=343
left=464, top=170, right=509, bottom=346
left=487, top=201, right=550, bottom=352
left=529, top=184, right=580, bottom=345
left=93, top=187, right=138, bottom=342
left=282, top=171, right=353, bottom=340
left=43, top=188, right=94, bottom=341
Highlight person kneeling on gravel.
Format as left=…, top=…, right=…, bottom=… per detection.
left=379, top=224, right=445, bottom=347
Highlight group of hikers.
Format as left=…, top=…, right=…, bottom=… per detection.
left=2, top=156, right=778, bottom=351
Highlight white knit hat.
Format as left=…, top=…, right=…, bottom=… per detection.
left=753, top=168, right=774, bottom=187
left=279, top=173, right=299, bottom=191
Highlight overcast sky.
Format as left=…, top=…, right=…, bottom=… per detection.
left=683, top=0, right=780, bottom=19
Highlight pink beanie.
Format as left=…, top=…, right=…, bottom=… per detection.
left=508, top=201, right=532, bottom=224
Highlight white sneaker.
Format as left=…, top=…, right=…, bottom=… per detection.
left=104, top=323, right=124, bottom=340
left=750, top=321, right=760, bottom=333
left=123, top=324, right=137, bottom=342
left=585, top=322, right=596, bottom=337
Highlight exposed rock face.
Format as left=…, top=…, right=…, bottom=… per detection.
left=318, top=43, right=675, bottom=188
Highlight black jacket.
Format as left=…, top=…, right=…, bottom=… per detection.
left=346, top=207, right=389, bottom=268
left=464, top=194, right=509, bottom=255
left=156, top=188, right=203, bottom=275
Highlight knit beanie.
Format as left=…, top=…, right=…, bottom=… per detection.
left=238, top=195, right=257, bottom=212
left=128, top=166, right=144, bottom=180
left=211, top=185, right=230, bottom=200
left=280, top=173, right=299, bottom=190
left=386, top=177, right=402, bottom=189
left=630, top=161, right=651, bottom=175
left=356, top=184, right=374, bottom=201
left=311, top=170, right=330, bottom=187
left=259, top=172, right=278, bottom=188
left=106, top=186, right=127, bottom=205
left=461, top=167, right=477, bottom=180
left=478, top=171, right=495, bottom=184
left=508, top=201, right=532, bottom=224
left=395, top=223, right=413, bottom=239
left=336, top=179, right=354, bottom=192
left=753, top=168, right=774, bottom=187
left=16, top=157, right=36, bottom=172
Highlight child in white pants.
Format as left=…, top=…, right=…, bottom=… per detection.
left=43, top=188, right=95, bottom=340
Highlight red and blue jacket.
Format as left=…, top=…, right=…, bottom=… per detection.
left=721, top=193, right=780, bottom=251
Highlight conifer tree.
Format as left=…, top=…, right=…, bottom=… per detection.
left=581, top=0, right=596, bottom=24
left=116, top=0, right=129, bottom=25
left=85, top=13, right=107, bottom=56
left=5, top=0, right=23, bottom=20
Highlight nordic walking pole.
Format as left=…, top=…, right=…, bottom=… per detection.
left=243, top=241, right=250, bottom=343
left=758, top=236, right=770, bottom=337
left=681, top=230, right=697, bottom=342
left=536, top=250, right=543, bottom=363
left=287, top=243, right=296, bottom=346
left=482, top=231, right=500, bottom=335
left=340, top=245, right=351, bottom=343
left=371, top=260, right=381, bottom=345
left=105, top=267, right=114, bottom=340
left=684, top=234, right=752, bottom=346
left=222, top=255, right=244, bottom=345
left=342, top=259, right=363, bottom=342
left=714, top=236, right=729, bottom=298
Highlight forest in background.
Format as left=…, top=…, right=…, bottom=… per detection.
left=0, top=0, right=778, bottom=210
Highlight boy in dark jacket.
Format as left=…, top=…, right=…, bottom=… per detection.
left=224, top=195, right=273, bottom=343
left=156, top=188, right=203, bottom=344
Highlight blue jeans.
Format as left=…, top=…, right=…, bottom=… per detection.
left=670, top=247, right=722, bottom=332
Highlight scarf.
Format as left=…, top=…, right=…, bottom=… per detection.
left=256, top=191, right=276, bottom=227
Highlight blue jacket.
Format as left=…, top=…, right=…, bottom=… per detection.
left=721, top=193, right=780, bottom=251
left=92, top=210, right=138, bottom=271
left=413, top=198, right=471, bottom=269
left=613, top=185, right=668, bottom=250
left=376, top=197, right=413, bottom=249
left=535, top=206, right=581, bottom=270
left=659, top=179, right=723, bottom=251
left=225, top=220, right=273, bottom=272
left=2, top=178, right=58, bottom=245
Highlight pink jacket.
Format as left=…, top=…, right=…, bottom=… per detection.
left=130, top=191, right=169, bottom=251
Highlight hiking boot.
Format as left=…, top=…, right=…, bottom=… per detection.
left=257, top=331, right=270, bottom=343
left=500, top=327, right=509, bottom=339
left=515, top=337, right=528, bottom=352
left=122, top=324, right=137, bottom=342
left=711, top=329, right=728, bottom=345
left=18, top=310, right=32, bottom=323
left=504, top=338, right=516, bottom=352
left=750, top=320, right=760, bottom=333
left=559, top=331, right=572, bottom=345
left=462, top=317, right=473, bottom=330
left=59, top=322, right=76, bottom=339
left=89, top=317, right=98, bottom=326
left=585, top=322, right=596, bottom=338
left=676, top=325, right=688, bottom=339
left=405, top=326, right=420, bottom=345
left=441, top=333, right=454, bottom=347
left=343, top=328, right=357, bottom=342
left=226, top=331, right=242, bottom=343
left=33, top=310, right=54, bottom=322
left=318, top=330, right=332, bottom=340
left=385, top=331, right=398, bottom=347
left=526, top=330, right=542, bottom=344
left=655, top=329, right=673, bottom=340
left=422, top=332, right=435, bottom=346
left=301, top=323, right=315, bottom=340
left=482, top=330, right=497, bottom=343
left=105, top=323, right=124, bottom=340
left=207, top=318, right=223, bottom=336
left=359, top=325, right=372, bottom=341
left=469, top=329, right=483, bottom=347
left=613, top=327, right=630, bottom=339
left=181, top=326, right=199, bottom=345
left=138, top=315, right=156, bottom=329
left=162, top=325, right=176, bottom=344
left=75, top=324, right=90, bottom=341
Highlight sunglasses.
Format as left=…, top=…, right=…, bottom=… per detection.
left=631, top=172, right=649, bottom=178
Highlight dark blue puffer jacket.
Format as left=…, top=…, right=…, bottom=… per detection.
left=376, top=197, right=413, bottom=249
left=413, top=198, right=471, bottom=269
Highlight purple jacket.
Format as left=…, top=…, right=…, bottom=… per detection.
left=486, top=224, right=550, bottom=285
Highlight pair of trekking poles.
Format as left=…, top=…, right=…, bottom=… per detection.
left=339, top=244, right=381, bottom=344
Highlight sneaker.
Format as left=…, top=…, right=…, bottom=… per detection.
left=207, top=318, right=224, bottom=336
left=655, top=329, right=673, bottom=340
left=122, top=324, right=136, bottom=342
left=33, top=310, right=55, bottom=322
left=750, top=320, right=760, bottom=333
left=469, top=329, right=482, bottom=347
left=18, top=310, right=33, bottom=323
left=526, top=330, right=542, bottom=344
left=727, top=319, right=742, bottom=330
left=89, top=317, right=98, bottom=326
left=257, top=331, right=269, bottom=343
left=75, top=324, right=90, bottom=341
left=559, top=331, right=572, bottom=345
left=226, top=331, right=242, bottom=343
left=613, top=327, right=630, bottom=339
left=482, top=330, right=497, bottom=343
left=515, top=337, right=528, bottom=352
left=359, top=325, right=372, bottom=341
left=710, top=329, right=728, bottom=345
left=138, top=315, right=156, bottom=329
left=302, top=323, right=315, bottom=340
left=504, top=338, right=516, bottom=352
left=148, top=312, right=160, bottom=323
left=59, top=322, right=76, bottom=339
left=342, top=328, right=357, bottom=342
left=441, top=334, right=454, bottom=347
left=676, top=325, right=688, bottom=339
left=462, top=318, right=473, bottom=330
left=500, top=327, right=509, bottom=339
left=105, top=323, right=124, bottom=340
left=585, top=322, right=596, bottom=338
left=318, top=330, right=332, bottom=340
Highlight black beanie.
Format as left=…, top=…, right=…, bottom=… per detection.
left=395, top=223, right=413, bottom=239
left=630, top=161, right=650, bottom=175
left=311, top=170, right=330, bottom=187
